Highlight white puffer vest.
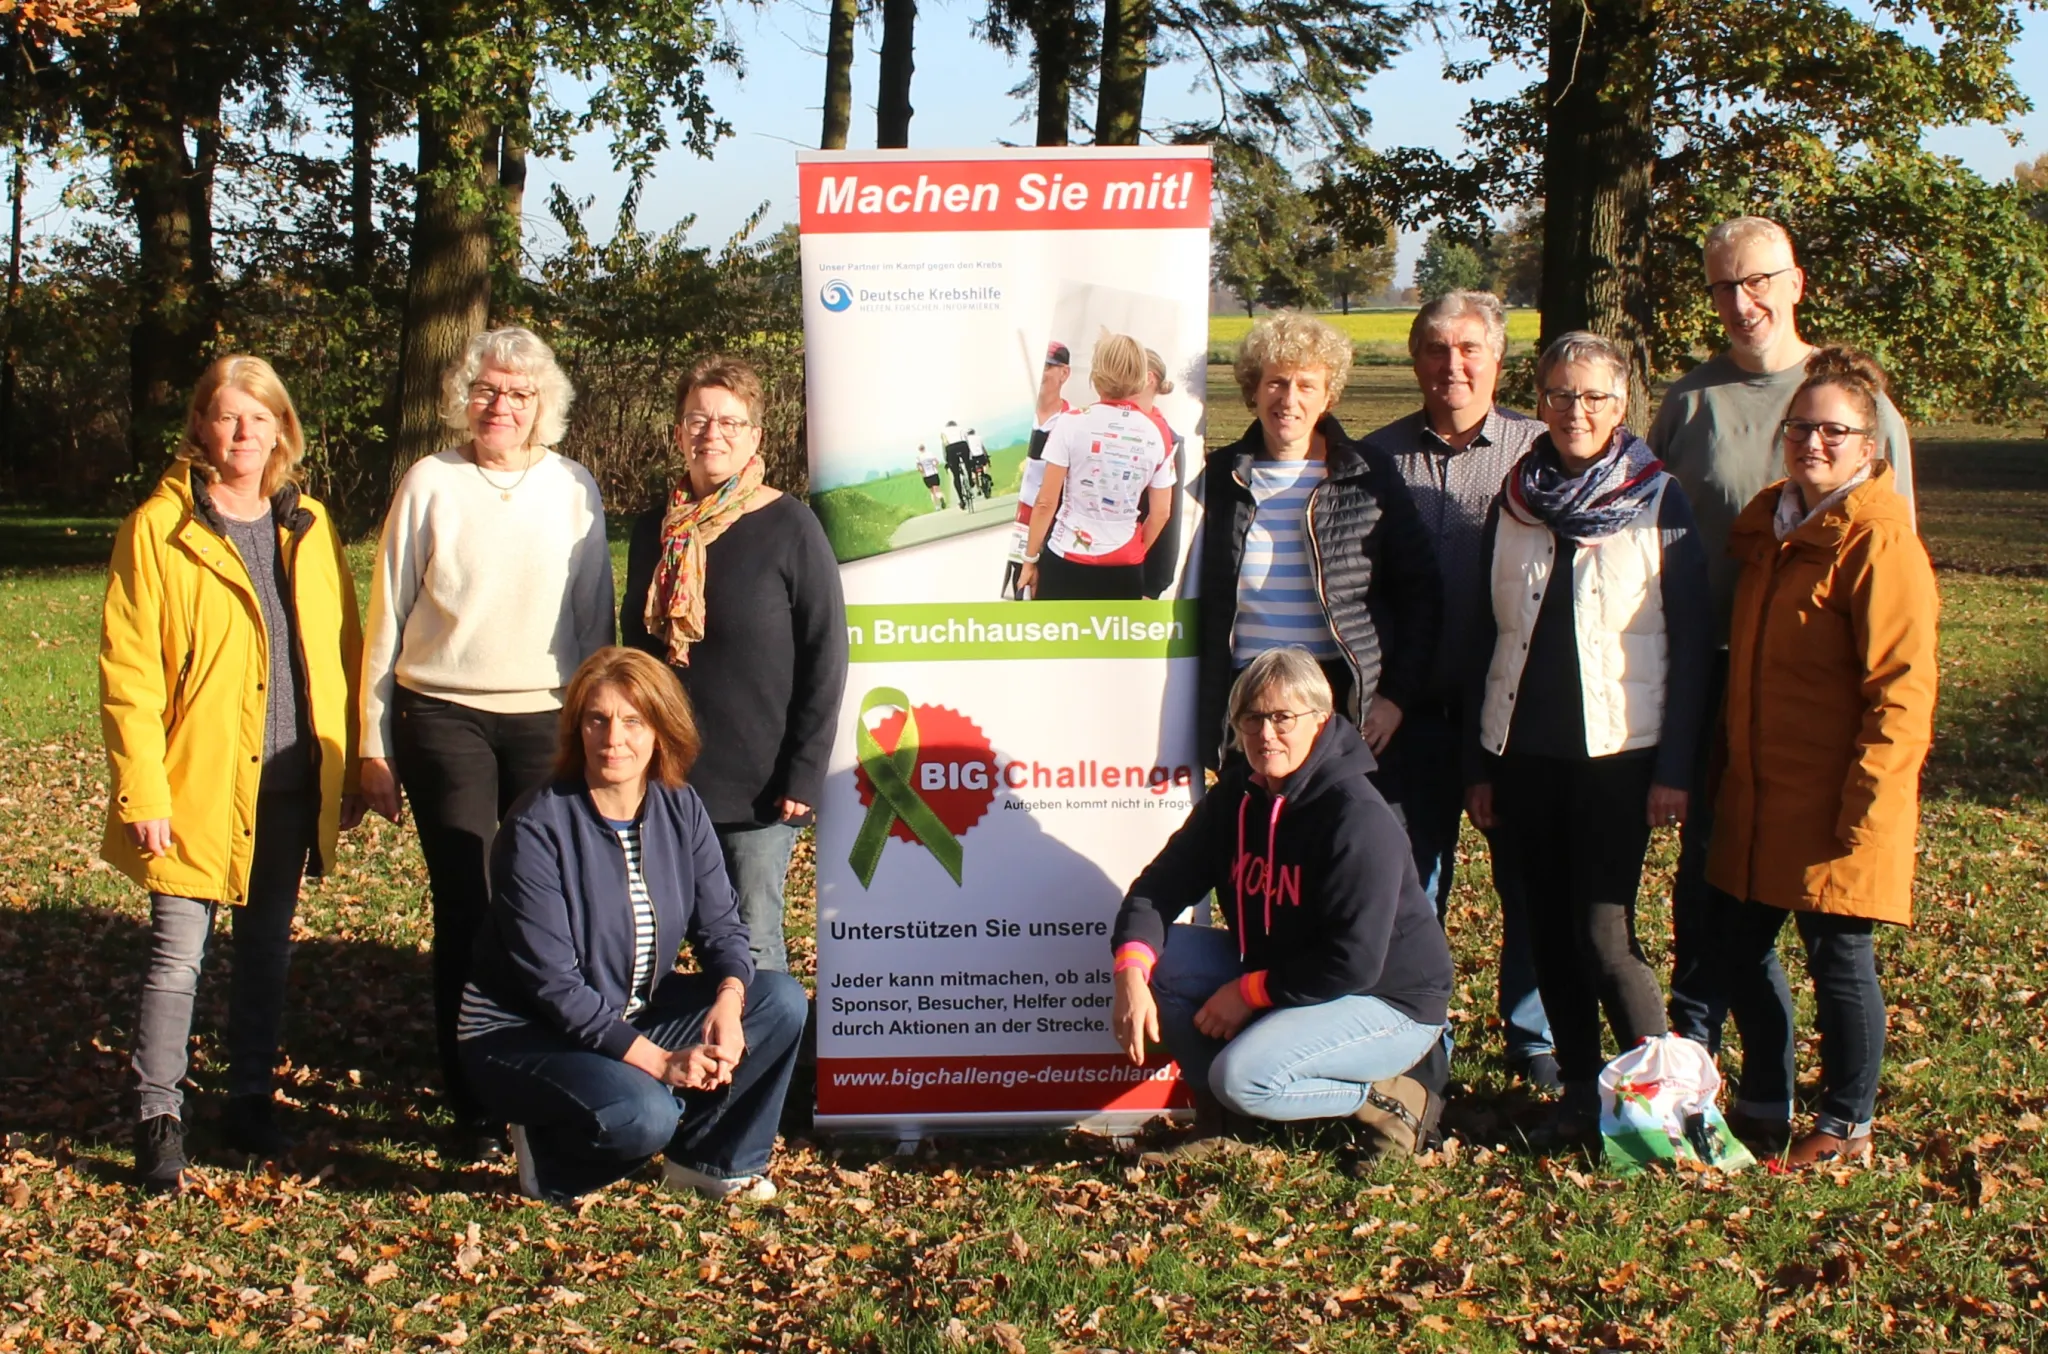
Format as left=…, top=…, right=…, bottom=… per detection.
left=1480, top=476, right=1670, bottom=758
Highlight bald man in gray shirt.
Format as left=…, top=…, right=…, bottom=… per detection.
left=1651, top=216, right=1915, bottom=1053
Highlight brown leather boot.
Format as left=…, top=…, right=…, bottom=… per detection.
left=1140, top=1090, right=1249, bottom=1165
left=1784, top=1128, right=1872, bottom=1168
left=1353, top=1075, right=1443, bottom=1160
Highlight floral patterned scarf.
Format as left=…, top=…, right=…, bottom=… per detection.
left=642, top=455, right=766, bottom=665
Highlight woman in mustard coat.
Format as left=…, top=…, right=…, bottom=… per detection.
left=101, top=356, right=364, bottom=1193
left=1706, top=347, right=1938, bottom=1168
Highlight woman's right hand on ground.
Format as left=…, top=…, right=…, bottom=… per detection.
left=360, top=757, right=403, bottom=823
left=1112, top=967, right=1159, bottom=1065
left=126, top=817, right=173, bottom=858
left=1464, top=782, right=1496, bottom=831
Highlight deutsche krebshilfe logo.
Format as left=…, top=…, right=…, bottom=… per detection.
left=850, top=687, right=995, bottom=888
left=820, top=279, right=853, bottom=312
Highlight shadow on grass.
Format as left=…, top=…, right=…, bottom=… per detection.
left=1924, top=669, right=2048, bottom=804
left=0, top=508, right=122, bottom=572
left=0, top=898, right=521, bottom=1196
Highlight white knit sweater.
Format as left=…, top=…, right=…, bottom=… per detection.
left=360, top=448, right=615, bottom=758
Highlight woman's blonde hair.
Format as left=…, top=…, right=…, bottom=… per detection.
left=1224, top=648, right=1334, bottom=750
left=438, top=327, right=575, bottom=449
left=553, top=647, right=702, bottom=789
left=1089, top=334, right=1148, bottom=401
left=177, top=355, right=307, bottom=499
left=1233, top=312, right=1354, bottom=407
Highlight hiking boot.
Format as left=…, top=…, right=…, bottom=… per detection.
left=1353, top=1075, right=1444, bottom=1161
left=135, top=1114, right=188, bottom=1194
left=222, top=1096, right=292, bottom=1161
left=1139, top=1090, right=1252, bottom=1166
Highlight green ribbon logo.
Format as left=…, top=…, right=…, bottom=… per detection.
left=849, top=687, right=965, bottom=888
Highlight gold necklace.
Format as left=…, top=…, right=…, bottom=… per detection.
left=474, top=447, right=540, bottom=500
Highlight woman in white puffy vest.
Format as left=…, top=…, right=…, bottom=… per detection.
left=1461, top=331, right=1711, bottom=1143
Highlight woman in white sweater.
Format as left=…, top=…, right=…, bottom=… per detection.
left=360, top=327, right=614, bottom=1157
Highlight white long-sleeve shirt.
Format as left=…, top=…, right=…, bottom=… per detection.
left=360, top=448, right=614, bottom=757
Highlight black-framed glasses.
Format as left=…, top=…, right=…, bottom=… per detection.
left=1540, top=388, right=1620, bottom=413
left=1233, top=708, right=1314, bottom=736
left=682, top=413, right=758, bottom=439
left=1780, top=418, right=1871, bottom=449
left=468, top=382, right=538, bottom=411
left=1707, top=267, right=1796, bottom=301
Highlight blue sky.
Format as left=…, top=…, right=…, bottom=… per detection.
left=521, top=1, right=2048, bottom=284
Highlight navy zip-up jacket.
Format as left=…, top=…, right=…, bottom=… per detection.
left=1110, top=717, right=1453, bottom=1024
left=463, top=779, right=755, bottom=1058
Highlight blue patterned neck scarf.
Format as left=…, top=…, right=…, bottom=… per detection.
left=1505, top=429, right=1665, bottom=542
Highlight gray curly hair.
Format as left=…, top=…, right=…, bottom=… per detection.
left=438, top=327, right=576, bottom=450
left=1233, top=312, right=1354, bottom=407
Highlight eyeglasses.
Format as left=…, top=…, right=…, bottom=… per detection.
left=1780, top=418, right=1871, bottom=449
left=682, top=413, right=759, bottom=439
left=1707, top=267, right=1795, bottom=301
left=1541, top=389, right=1620, bottom=413
left=1233, top=708, right=1314, bottom=736
left=468, top=383, right=538, bottom=412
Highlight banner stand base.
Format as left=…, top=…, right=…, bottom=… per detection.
left=815, top=1108, right=1190, bottom=1148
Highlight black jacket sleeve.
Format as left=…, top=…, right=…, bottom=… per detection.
left=1366, top=449, right=1443, bottom=712
left=490, top=813, right=642, bottom=1060
left=679, top=789, right=756, bottom=986
left=776, top=504, right=850, bottom=814
left=619, top=506, right=664, bottom=659
left=1463, top=495, right=1505, bottom=787
left=1653, top=482, right=1712, bottom=789
left=1110, top=790, right=1227, bottom=958
left=1260, top=797, right=1412, bottom=1007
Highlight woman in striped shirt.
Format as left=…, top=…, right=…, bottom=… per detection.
left=456, top=648, right=808, bottom=1203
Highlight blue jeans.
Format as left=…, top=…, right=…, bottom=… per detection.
left=460, top=969, right=807, bottom=1201
left=1402, top=708, right=1551, bottom=1062
left=133, top=791, right=314, bottom=1121
left=716, top=821, right=799, bottom=974
left=1709, top=890, right=1885, bottom=1138
left=1150, top=924, right=1443, bottom=1121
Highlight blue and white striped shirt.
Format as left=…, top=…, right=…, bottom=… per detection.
left=1233, top=459, right=1340, bottom=662
left=612, top=819, right=658, bottom=1017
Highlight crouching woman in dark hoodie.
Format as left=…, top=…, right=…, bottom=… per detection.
left=1110, top=648, right=1455, bottom=1156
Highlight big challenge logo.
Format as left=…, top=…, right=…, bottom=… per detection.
left=849, top=687, right=1194, bottom=889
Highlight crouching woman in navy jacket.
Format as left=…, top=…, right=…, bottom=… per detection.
left=1111, top=647, right=1455, bottom=1158
left=458, top=647, right=807, bottom=1203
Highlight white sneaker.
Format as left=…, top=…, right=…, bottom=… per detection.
left=662, top=1160, right=777, bottom=1202
left=507, top=1124, right=542, bottom=1199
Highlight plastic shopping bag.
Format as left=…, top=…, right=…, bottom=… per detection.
left=1597, top=1035, right=1757, bottom=1175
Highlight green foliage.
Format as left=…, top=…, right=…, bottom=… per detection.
left=1413, top=229, right=1486, bottom=301
left=1329, top=0, right=2047, bottom=414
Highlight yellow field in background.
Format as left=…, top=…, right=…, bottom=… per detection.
left=1209, top=309, right=1541, bottom=346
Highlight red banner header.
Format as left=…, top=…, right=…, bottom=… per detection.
left=799, top=157, right=1211, bottom=234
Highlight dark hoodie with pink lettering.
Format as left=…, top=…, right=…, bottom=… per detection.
left=1110, top=715, right=1452, bottom=1024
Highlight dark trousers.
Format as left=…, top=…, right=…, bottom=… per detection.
left=392, top=686, right=559, bottom=1123
left=460, top=970, right=807, bottom=1200
left=1034, top=550, right=1144, bottom=600
left=1403, top=707, right=1550, bottom=1061
left=1668, top=651, right=1732, bottom=1047
left=1709, top=890, right=1885, bottom=1137
left=1493, top=751, right=1667, bottom=1085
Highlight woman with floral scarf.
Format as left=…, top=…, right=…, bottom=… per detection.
left=1463, top=331, right=1712, bottom=1144
left=621, top=356, right=848, bottom=973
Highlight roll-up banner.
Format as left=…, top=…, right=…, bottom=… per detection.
left=798, top=146, right=1214, bottom=1135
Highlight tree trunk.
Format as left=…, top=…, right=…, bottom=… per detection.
left=115, top=28, right=217, bottom=476
left=1029, top=1, right=1077, bottom=146
left=876, top=0, right=916, bottom=148
left=1538, top=0, right=1657, bottom=426
left=388, top=102, right=494, bottom=487
left=821, top=0, right=857, bottom=149
left=0, top=150, right=21, bottom=482
left=348, top=53, right=378, bottom=289
left=492, top=68, right=531, bottom=314
left=1094, top=0, right=1150, bottom=145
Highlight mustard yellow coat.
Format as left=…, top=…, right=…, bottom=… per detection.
left=100, top=465, right=363, bottom=902
left=1707, top=464, right=1939, bottom=925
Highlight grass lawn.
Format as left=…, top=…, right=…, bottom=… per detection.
left=3, top=406, right=2046, bottom=1352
